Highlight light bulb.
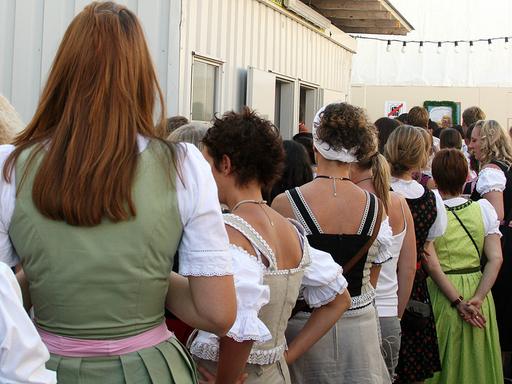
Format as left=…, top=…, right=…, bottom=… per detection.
left=454, top=41, right=459, bottom=54
left=505, top=37, right=509, bottom=50
left=437, top=42, right=442, bottom=54
left=401, top=42, right=406, bottom=53
left=469, top=41, right=474, bottom=53
left=488, top=39, right=493, bottom=52
left=418, top=42, right=424, bottom=54
left=386, top=40, right=391, bottom=52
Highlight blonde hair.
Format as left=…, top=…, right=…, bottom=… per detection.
left=417, top=127, right=433, bottom=168
left=168, top=122, right=210, bottom=150
left=474, top=120, right=512, bottom=166
left=384, top=125, right=426, bottom=176
left=358, top=153, right=391, bottom=211
left=0, top=95, right=23, bottom=144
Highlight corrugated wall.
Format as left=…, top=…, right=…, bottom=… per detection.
left=0, top=0, right=180, bottom=123
left=178, top=0, right=353, bottom=117
left=0, top=0, right=353, bottom=123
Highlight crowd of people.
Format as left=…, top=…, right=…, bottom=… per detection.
left=0, top=2, right=511, bottom=384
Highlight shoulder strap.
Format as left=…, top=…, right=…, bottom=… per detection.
left=343, top=198, right=384, bottom=274
left=446, top=205, right=481, bottom=259
left=223, top=214, right=278, bottom=269
left=285, top=188, right=322, bottom=235
left=360, top=192, right=378, bottom=236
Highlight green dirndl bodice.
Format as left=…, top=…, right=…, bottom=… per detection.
left=426, top=200, right=503, bottom=384
left=9, top=141, right=197, bottom=383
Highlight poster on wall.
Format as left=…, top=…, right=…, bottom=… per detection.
left=423, top=101, right=461, bottom=126
left=384, top=101, right=407, bottom=119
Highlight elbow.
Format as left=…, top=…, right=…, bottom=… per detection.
left=202, top=302, right=237, bottom=337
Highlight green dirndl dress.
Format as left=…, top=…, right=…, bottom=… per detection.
left=426, top=200, right=503, bottom=384
left=8, top=142, right=199, bottom=383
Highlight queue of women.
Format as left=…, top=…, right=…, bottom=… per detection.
left=0, top=2, right=510, bottom=384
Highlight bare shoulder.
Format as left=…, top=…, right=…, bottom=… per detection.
left=270, top=192, right=294, bottom=219
left=225, top=224, right=256, bottom=257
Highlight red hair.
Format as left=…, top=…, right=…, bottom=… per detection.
left=3, top=1, right=176, bottom=226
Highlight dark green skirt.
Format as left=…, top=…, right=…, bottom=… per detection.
left=46, top=337, right=198, bottom=384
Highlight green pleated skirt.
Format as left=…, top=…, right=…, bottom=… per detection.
left=46, top=337, right=198, bottom=384
left=426, top=272, right=503, bottom=384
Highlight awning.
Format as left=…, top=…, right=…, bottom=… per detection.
left=302, top=0, right=413, bottom=35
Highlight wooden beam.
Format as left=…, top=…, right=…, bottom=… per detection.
left=337, top=26, right=409, bottom=35
left=320, top=9, right=393, bottom=20
left=334, top=19, right=402, bottom=28
left=308, top=0, right=384, bottom=11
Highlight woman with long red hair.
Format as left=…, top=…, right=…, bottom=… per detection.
left=0, top=2, right=236, bottom=383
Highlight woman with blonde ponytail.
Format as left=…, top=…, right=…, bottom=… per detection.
left=385, top=125, right=447, bottom=383
left=351, top=152, right=417, bottom=381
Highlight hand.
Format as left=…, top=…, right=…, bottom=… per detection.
left=467, top=296, right=483, bottom=312
left=197, top=365, right=248, bottom=384
left=457, top=301, right=486, bottom=328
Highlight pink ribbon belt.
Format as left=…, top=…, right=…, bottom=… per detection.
left=38, top=322, right=173, bottom=357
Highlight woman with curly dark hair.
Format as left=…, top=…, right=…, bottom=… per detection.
left=190, top=107, right=351, bottom=384
left=272, top=102, right=393, bottom=383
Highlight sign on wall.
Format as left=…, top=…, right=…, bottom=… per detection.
left=384, top=101, right=407, bottom=118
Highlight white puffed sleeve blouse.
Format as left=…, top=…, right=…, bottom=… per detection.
left=0, top=139, right=234, bottom=277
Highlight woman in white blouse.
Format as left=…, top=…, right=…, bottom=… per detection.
left=468, top=119, right=512, bottom=377
left=424, top=148, right=503, bottom=384
left=0, top=3, right=236, bottom=382
left=0, top=262, right=56, bottom=384
left=191, top=107, right=351, bottom=384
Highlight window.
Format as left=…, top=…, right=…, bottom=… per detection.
left=191, top=57, right=221, bottom=121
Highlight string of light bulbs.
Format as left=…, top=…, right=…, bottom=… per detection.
left=351, top=35, right=511, bottom=53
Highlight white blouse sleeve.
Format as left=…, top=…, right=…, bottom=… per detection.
left=427, top=190, right=448, bottom=241
left=0, top=145, right=18, bottom=267
left=176, top=144, right=233, bottom=277
left=225, top=246, right=271, bottom=343
left=478, top=200, right=502, bottom=237
left=302, top=243, right=348, bottom=309
left=0, top=263, right=56, bottom=384
left=371, top=217, right=393, bottom=265
left=476, top=167, right=507, bottom=195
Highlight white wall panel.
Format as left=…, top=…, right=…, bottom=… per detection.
left=1, top=0, right=180, bottom=123
left=179, top=0, right=354, bottom=119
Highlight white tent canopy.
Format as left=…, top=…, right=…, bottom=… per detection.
left=351, top=0, right=512, bottom=87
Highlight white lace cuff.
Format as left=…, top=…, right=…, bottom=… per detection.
left=303, top=268, right=348, bottom=308
left=226, top=310, right=271, bottom=343
left=371, top=217, right=393, bottom=264
left=179, top=250, right=233, bottom=276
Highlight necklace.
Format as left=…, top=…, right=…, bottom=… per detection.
left=231, top=199, right=274, bottom=226
left=354, top=177, right=373, bottom=185
left=315, top=175, right=351, bottom=197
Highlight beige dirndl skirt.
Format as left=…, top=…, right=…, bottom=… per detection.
left=286, top=304, right=391, bottom=384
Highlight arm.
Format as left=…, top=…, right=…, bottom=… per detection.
left=213, top=338, right=253, bottom=384
left=423, top=242, right=485, bottom=328
left=482, top=191, right=504, bottom=221
left=468, top=235, right=503, bottom=310
left=166, top=273, right=236, bottom=336
left=15, top=268, right=32, bottom=311
left=396, top=204, right=416, bottom=318
left=286, top=290, right=351, bottom=364
left=370, top=265, right=381, bottom=288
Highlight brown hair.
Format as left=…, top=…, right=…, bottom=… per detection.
left=407, top=106, right=429, bottom=129
left=440, top=128, right=462, bottom=149
left=385, top=125, right=426, bottom=176
left=462, top=106, right=485, bottom=127
left=432, top=149, right=468, bottom=196
left=316, top=103, right=377, bottom=162
left=3, top=2, right=175, bottom=226
left=202, top=107, right=284, bottom=189
left=374, top=117, right=401, bottom=154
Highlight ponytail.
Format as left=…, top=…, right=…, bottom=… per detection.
left=370, top=153, right=391, bottom=212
